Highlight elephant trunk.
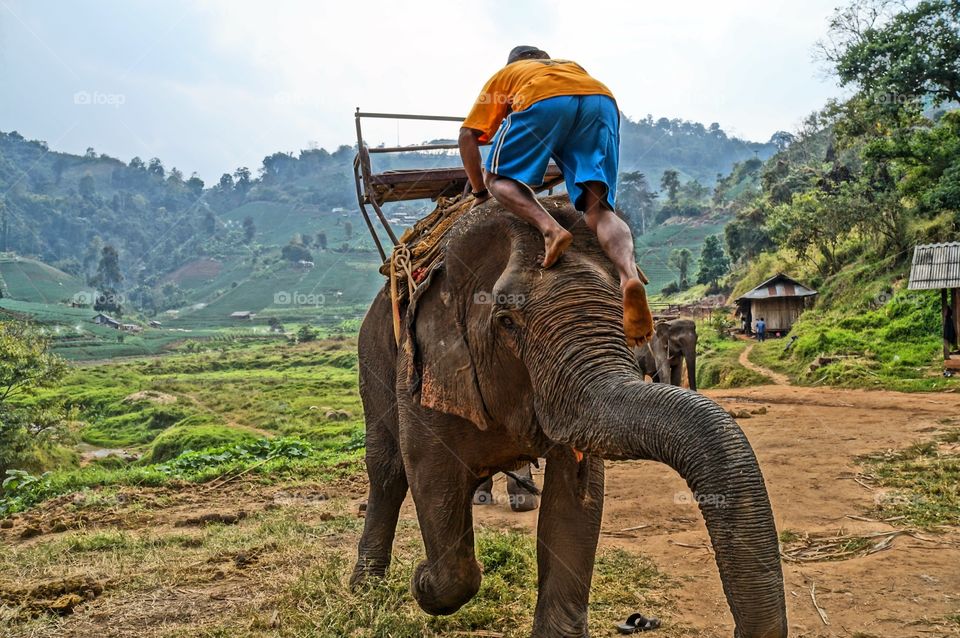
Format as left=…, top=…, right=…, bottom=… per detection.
left=535, top=371, right=786, bottom=638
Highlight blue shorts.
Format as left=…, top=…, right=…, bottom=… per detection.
left=485, top=94, right=620, bottom=211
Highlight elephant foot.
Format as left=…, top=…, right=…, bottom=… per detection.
left=410, top=560, right=481, bottom=616
left=622, top=279, right=654, bottom=345
left=349, top=556, right=389, bottom=590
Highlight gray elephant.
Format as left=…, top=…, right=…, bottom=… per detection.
left=473, top=463, right=540, bottom=511
left=351, top=198, right=786, bottom=638
left=635, top=318, right=698, bottom=390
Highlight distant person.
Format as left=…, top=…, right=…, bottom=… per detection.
left=458, top=45, right=653, bottom=345
left=755, top=317, right=766, bottom=342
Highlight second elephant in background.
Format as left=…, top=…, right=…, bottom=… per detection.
left=635, top=319, right=698, bottom=391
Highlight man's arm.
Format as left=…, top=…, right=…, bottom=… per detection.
left=458, top=127, right=487, bottom=196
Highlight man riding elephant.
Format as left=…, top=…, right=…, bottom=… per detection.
left=458, top=45, right=654, bottom=345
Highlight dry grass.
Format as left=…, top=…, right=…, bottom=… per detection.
left=0, top=483, right=676, bottom=638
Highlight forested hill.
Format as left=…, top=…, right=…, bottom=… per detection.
left=0, top=114, right=774, bottom=296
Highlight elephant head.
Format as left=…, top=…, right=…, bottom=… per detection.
left=653, top=318, right=698, bottom=391
left=402, top=198, right=786, bottom=637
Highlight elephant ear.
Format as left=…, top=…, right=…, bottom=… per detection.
left=403, top=264, right=494, bottom=431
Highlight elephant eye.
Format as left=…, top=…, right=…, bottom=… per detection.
left=497, top=313, right=516, bottom=329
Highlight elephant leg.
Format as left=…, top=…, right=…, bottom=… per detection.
left=350, top=390, right=408, bottom=587
left=407, top=453, right=482, bottom=615
left=473, top=476, right=494, bottom=505
left=507, top=463, right=540, bottom=512
left=532, top=447, right=605, bottom=638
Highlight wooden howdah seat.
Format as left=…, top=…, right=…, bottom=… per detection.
left=368, top=165, right=564, bottom=205
left=353, top=110, right=565, bottom=261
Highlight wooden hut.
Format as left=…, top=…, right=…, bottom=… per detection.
left=908, top=242, right=960, bottom=375
left=734, top=273, right=817, bottom=335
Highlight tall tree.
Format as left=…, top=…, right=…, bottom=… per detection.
left=660, top=169, right=680, bottom=203
left=242, top=216, right=256, bottom=244
left=0, top=322, right=67, bottom=475
left=820, top=0, right=960, bottom=108
left=90, top=245, right=123, bottom=315
left=696, top=235, right=730, bottom=288
left=668, top=248, right=693, bottom=290
left=616, top=171, right=658, bottom=235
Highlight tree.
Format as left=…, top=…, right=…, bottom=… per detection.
left=203, top=211, right=217, bottom=235
left=668, top=248, right=692, bottom=290
left=0, top=322, right=67, bottom=475
left=316, top=231, right=327, bottom=250
left=233, top=167, right=252, bottom=192
left=242, top=216, right=256, bottom=244
left=186, top=173, right=205, bottom=196
left=281, top=241, right=313, bottom=263
left=344, top=221, right=353, bottom=239
left=769, top=131, right=795, bottom=151
left=660, top=169, right=680, bottom=203
left=147, top=157, right=165, bottom=178
left=616, top=171, right=658, bottom=235
left=297, top=323, right=318, bottom=342
left=90, top=245, right=123, bottom=315
left=129, top=156, right=145, bottom=171
left=78, top=174, right=96, bottom=199
left=218, top=173, right=235, bottom=190
left=821, top=0, right=960, bottom=108
left=696, top=235, right=730, bottom=287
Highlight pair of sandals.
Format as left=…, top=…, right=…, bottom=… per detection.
left=616, top=613, right=661, bottom=634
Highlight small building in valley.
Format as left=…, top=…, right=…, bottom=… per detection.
left=230, top=311, right=256, bottom=320
left=908, top=242, right=960, bottom=375
left=734, top=273, right=817, bottom=335
left=91, top=312, right=121, bottom=329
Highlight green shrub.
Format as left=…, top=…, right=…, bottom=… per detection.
left=82, top=404, right=193, bottom=447
left=147, top=421, right=258, bottom=463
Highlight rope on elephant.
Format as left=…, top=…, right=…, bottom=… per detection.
left=383, top=193, right=477, bottom=343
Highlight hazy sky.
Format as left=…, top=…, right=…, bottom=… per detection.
left=0, top=0, right=846, bottom=182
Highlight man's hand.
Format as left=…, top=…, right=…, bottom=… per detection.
left=459, top=127, right=487, bottom=194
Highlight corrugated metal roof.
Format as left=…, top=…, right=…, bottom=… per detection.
left=908, top=242, right=960, bottom=290
left=735, top=273, right=817, bottom=301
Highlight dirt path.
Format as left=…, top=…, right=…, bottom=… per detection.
left=3, top=385, right=959, bottom=637
left=738, top=342, right=791, bottom=385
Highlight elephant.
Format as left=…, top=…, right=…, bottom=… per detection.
left=635, top=318, right=698, bottom=390
left=350, top=197, right=786, bottom=638
left=473, top=462, right=540, bottom=511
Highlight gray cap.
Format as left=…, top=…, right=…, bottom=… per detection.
left=507, top=46, right=549, bottom=64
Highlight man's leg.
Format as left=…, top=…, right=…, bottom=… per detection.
left=581, top=182, right=654, bottom=345
left=485, top=173, right=573, bottom=268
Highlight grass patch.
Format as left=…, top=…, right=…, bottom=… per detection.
left=696, top=327, right=771, bottom=389
left=861, top=428, right=960, bottom=528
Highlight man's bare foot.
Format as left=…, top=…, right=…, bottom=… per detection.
left=622, top=279, right=654, bottom=345
left=542, top=228, right=573, bottom=268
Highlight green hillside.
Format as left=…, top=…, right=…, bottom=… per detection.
left=0, top=254, right=84, bottom=303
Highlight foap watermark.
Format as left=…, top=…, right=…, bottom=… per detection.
left=274, top=291, right=326, bottom=307
left=473, top=491, right=532, bottom=508
left=870, top=288, right=927, bottom=311
left=674, top=491, right=728, bottom=508
left=73, top=90, right=126, bottom=108
left=73, top=291, right=126, bottom=307
left=473, top=290, right=526, bottom=306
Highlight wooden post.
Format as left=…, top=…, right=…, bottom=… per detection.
left=943, top=288, right=951, bottom=359
left=953, top=287, right=959, bottom=353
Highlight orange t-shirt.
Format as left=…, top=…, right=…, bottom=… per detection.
left=462, top=59, right=614, bottom=143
